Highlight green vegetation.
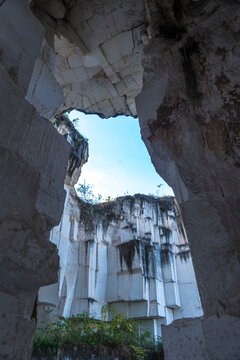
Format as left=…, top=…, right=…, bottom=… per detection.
left=33, top=306, right=164, bottom=360
left=77, top=180, right=103, bottom=204
left=77, top=180, right=114, bottom=204
left=77, top=181, right=164, bottom=204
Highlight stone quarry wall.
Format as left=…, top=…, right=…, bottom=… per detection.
left=135, top=2, right=240, bottom=358
left=38, top=190, right=202, bottom=339
left=0, top=1, right=69, bottom=359
left=31, top=0, right=146, bottom=117
left=54, top=114, right=89, bottom=186
left=0, top=0, right=239, bottom=359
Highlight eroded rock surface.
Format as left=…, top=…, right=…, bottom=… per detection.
left=136, top=1, right=240, bottom=358
left=137, top=0, right=240, bottom=317
left=31, top=0, right=147, bottom=117
left=38, top=190, right=202, bottom=339
left=0, top=0, right=239, bottom=359
left=0, top=1, right=70, bottom=358
left=30, top=0, right=240, bottom=331
left=54, top=114, right=89, bottom=185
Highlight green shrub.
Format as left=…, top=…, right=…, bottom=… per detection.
left=33, top=306, right=163, bottom=360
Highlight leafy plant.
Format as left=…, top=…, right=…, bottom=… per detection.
left=77, top=180, right=114, bottom=205
left=33, top=307, right=164, bottom=360
left=130, top=345, right=148, bottom=360
left=77, top=180, right=103, bottom=204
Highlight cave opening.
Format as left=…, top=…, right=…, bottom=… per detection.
left=67, top=109, right=174, bottom=201
left=1, top=1, right=239, bottom=359
left=33, top=108, right=203, bottom=358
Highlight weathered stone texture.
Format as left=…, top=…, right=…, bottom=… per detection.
left=137, top=0, right=240, bottom=313
left=38, top=190, right=202, bottom=339
left=0, top=0, right=239, bottom=359
left=0, top=291, right=37, bottom=359
left=26, top=39, right=64, bottom=119
left=31, top=0, right=147, bottom=117
left=162, top=315, right=240, bottom=360
left=136, top=1, right=240, bottom=358
left=0, top=1, right=70, bottom=358
left=54, top=114, right=89, bottom=186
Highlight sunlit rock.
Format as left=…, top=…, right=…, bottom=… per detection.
left=54, top=114, right=89, bottom=186
left=38, top=190, right=203, bottom=339
left=0, top=0, right=239, bottom=358
left=31, top=0, right=146, bottom=117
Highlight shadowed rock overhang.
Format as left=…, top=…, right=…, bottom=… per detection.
left=31, top=0, right=148, bottom=117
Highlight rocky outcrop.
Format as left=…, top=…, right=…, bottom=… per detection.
left=136, top=1, right=240, bottom=358
left=162, top=314, right=240, bottom=360
left=0, top=0, right=239, bottom=358
left=38, top=190, right=202, bottom=339
left=0, top=1, right=69, bottom=358
left=54, top=115, right=89, bottom=185
left=31, top=0, right=147, bottom=117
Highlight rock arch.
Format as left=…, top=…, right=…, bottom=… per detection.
left=0, top=0, right=239, bottom=358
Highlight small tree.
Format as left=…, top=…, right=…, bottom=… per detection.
left=77, top=180, right=103, bottom=204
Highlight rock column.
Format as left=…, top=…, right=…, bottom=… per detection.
left=136, top=1, right=240, bottom=358
left=0, top=1, right=69, bottom=358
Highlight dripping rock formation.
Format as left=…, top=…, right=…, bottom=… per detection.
left=38, top=189, right=203, bottom=339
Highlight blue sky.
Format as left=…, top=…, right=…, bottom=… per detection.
left=69, top=110, right=174, bottom=199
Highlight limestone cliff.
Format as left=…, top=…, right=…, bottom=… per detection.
left=0, top=1, right=239, bottom=358
left=38, top=189, right=202, bottom=338
left=54, top=114, right=89, bottom=185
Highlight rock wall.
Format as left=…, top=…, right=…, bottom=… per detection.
left=54, top=114, right=89, bottom=186
left=0, top=0, right=239, bottom=359
left=0, top=1, right=70, bottom=358
left=38, top=189, right=202, bottom=339
left=136, top=1, right=240, bottom=359
left=31, top=0, right=147, bottom=117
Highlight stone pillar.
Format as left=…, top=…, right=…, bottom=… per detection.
left=136, top=1, right=240, bottom=359
left=0, top=0, right=69, bottom=358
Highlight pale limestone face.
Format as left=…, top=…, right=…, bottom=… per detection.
left=39, top=190, right=202, bottom=339
left=33, top=0, right=148, bottom=117
left=1, top=1, right=240, bottom=359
